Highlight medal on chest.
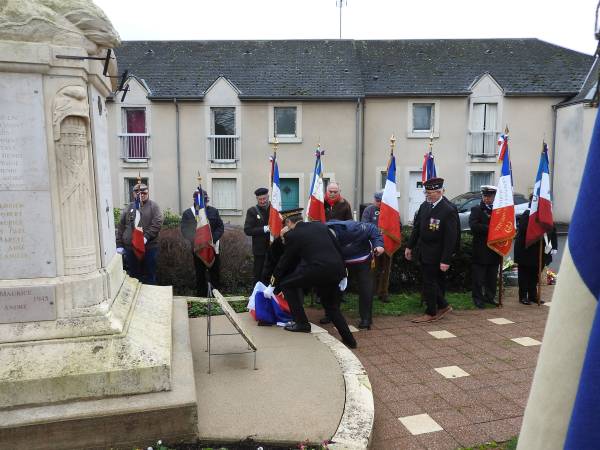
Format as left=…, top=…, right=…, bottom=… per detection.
left=429, top=218, right=440, bottom=231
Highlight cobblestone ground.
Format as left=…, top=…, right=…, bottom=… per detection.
left=307, top=285, right=554, bottom=450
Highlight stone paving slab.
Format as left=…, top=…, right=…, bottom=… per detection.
left=307, top=285, right=553, bottom=449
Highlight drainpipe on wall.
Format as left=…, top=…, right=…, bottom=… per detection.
left=550, top=103, right=558, bottom=196
left=174, top=98, right=182, bottom=213
left=354, top=97, right=364, bottom=214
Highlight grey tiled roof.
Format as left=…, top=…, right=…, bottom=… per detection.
left=116, top=40, right=364, bottom=99
left=562, top=56, right=598, bottom=105
left=115, top=39, right=593, bottom=99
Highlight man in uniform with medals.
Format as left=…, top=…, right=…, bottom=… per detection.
left=405, top=178, right=459, bottom=323
left=244, top=187, right=271, bottom=285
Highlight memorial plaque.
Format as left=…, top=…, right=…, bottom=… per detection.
left=0, top=285, right=56, bottom=323
left=0, top=191, right=56, bottom=279
left=90, top=86, right=116, bottom=266
left=0, top=73, right=49, bottom=191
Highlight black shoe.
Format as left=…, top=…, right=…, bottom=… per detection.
left=343, top=337, right=357, bottom=349
left=358, top=320, right=371, bottom=330
left=257, top=320, right=273, bottom=326
left=519, top=298, right=532, bottom=305
left=284, top=322, right=311, bottom=333
left=319, top=316, right=332, bottom=324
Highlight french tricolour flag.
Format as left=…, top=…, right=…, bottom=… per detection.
left=487, top=134, right=515, bottom=256
left=307, top=148, right=326, bottom=222
left=268, top=155, right=283, bottom=239
left=193, top=187, right=216, bottom=267
left=379, top=155, right=401, bottom=255
left=422, top=151, right=437, bottom=182
left=518, top=111, right=600, bottom=449
left=131, top=193, right=145, bottom=260
left=525, top=143, right=553, bottom=247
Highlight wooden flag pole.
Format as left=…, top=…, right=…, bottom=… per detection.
left=536, top=241, right=543, bottom=306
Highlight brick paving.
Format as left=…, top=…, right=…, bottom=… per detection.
left=307, top=285, right=554, bottom=450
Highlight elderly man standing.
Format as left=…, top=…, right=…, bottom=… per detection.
left=116, top=182, right=163, bottom=285
left=405, top=178, right=459, bottom=323
left=362, top=190, right=397, bottom=303
left=324, top=181, right=353, bottom=221
left=244, top=187, right=271, bottom=285
left=469, top=185, right=501, bottom=308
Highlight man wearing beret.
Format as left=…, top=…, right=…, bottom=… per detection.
left=244, top=187, right=271, bottom=285
left=405, top=178, right=459, bottom=323
left=469, top=185, right=501, bottom=308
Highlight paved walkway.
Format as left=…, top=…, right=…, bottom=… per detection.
left=307, top=285, right=553, bottom=450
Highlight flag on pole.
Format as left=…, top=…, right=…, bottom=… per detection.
left=379, top=154, right=402, bottom=255
left=268, top=154, right=283, bottom=239
left=525, top=143, right=554, bottom=247
left=422, top=151, right=437, bottom=182
left=131, top=191, right=145, bottom=260
left=307, top=147, right=326, bottom=222
left=193, top=186, right=216, bottom=267
left=517, top=111, right=600, bottom=450
left=487, top=134, right=515, bottom=256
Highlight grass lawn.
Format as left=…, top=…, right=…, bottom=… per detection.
left=305, top=291, right=497, bottom=317
left=459, top=436, right=518, bottom=450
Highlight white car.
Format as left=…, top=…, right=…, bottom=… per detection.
left=450, top=192, right=529, bottom=231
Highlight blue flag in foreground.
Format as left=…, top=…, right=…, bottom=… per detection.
left=518, top=109, right=600, bottom=450
left=564, top=110, right=600, bottom=448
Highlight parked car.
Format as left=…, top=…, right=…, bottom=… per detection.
left=450, top=192, right=529, bottom=231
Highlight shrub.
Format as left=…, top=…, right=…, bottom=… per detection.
left=162, top=209, right=182, bottom=229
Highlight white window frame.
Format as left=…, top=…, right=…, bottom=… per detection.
left=407, top=100, right=440, bottom=138
left=269, top=103, right=302, bottom=143
left=469, top=170, right=495, bottom=192
left=120, top=172, right=153, bottom=207
left=119, top=105, right=151, bottom=162
left=469, top=102, right=499, bottom=157
left=206, top=173, right=242, bottom=216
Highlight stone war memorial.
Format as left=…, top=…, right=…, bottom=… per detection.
left=0, top=1, right=198, bottom=448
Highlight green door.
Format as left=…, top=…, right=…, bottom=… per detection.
left=279, top=178, right=299, bottom=211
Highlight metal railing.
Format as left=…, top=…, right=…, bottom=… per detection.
left=208, top=135, right=239, bottom=161
left=119, top=133, right=150, bottom=160
left=469, top=131, right=497, bottom=157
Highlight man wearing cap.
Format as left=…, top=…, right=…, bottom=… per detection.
left=325, top=181, right=353, bottom=221
left=244, top=187, right=271, bottom=285
left=469, top=186, right=502, bottom=308
left=362, top=190, right=398, bottom=303
left=267, top=208, right=357, bottom=348
left=181, top=190, right=224, bottom=297
left=116, top=182, right=163, bottom=284
left=405, top=177, right=459, bottom=323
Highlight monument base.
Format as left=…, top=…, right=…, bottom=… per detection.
left=0, top=299, right=198, bottom=450
left=0, top=278, right=172, bottom=408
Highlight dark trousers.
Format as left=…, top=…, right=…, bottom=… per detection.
left=194, top=253, right=221, bottom=297
left=318, top=285, right=355, bottom=346
left=124, top=247, right=158, bottom=285
left=348, top=261, right=374, bottom=323
left=472, top=263, right=499, bottom=306
left=422, top=263, right=449, bottom=316
left=519, top=264, right=540, bottom=302
left=282, top=286, right=309, bottom=325
left=253, top=255, right=266, bottom=286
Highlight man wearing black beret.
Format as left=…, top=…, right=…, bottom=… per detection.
left=244, top=187, right=271, bottom=285
left=405, top=177, right=459, bottom=323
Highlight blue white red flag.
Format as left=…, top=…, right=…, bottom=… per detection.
left=526, top=143, right=553, bottom=247
left=268, top=154, right=283, bottom=239
left=487, top=135, right=515, bottom=256
left=307, top=148, right=326, bottom=222
left=422, top=151, right=437, bottom=182
left=379, top=154, right=401, bottom=255
left=131, top=192, right=145, bottom=260
left=193, top=186, right=216, bottom=267
left=517, top=110, right=600, bottom=450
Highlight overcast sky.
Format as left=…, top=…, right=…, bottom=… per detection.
left=95, top=0, right=598, bottom=55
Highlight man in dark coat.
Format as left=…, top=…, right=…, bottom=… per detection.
left=244, top=187, right=271, bottom=285
left=405, top=178, right=459, bottom=323
left=514, top=206, right=558, bottom=305
left=469, top=185, right=502, bottom=308
left=324, top=181, right=353, bottom=221
left=268, top=209, right=356, bottom=348
left=180, top=190, right=224, bottom=297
